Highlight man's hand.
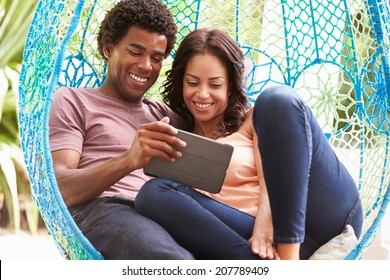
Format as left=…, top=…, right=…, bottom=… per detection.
left=125, top=117, right=187, bottom=170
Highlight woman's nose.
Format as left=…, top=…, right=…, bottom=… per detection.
left=196, top=87, right=210, bottom=99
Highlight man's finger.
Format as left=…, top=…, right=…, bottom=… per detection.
left=160, top=116, right=170, bottom=124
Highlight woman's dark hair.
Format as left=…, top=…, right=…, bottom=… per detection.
left=162, top=28, right=250, bottom=136
left=97, top=0, right=177, bottom=60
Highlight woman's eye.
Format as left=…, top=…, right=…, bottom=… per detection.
left=211, top=83, right=222, bottom=88
left=186, top=81, right=198, bottom=86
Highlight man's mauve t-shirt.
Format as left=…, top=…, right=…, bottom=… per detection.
left=49, top=87, right=182, bottom=201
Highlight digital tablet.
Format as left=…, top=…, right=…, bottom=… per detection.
left=143, top=129, right=234, bottom=193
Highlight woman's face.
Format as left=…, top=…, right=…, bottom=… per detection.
left=183, top=53, right=229, bottom=130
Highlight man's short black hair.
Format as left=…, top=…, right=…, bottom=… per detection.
left=97, top=0, right=177, bottom=59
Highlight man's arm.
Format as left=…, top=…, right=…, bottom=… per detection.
left=52, top=117, right=186, bottom=207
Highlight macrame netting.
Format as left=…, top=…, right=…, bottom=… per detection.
left=19, top=0, right=390, bottom=260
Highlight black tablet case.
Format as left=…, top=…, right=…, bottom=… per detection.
left=144, top=129, right=234, bottom=193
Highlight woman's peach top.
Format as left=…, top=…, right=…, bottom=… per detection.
left=198, top=132, right=260, bottom=217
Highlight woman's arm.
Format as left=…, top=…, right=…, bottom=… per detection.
left=238, top=109, right=279, bottom=259
left=250, top=122, right=279, bottom=260
left=248, top=109, right=300, bottom=260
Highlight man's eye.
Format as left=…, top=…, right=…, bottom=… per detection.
left=152, top=56, right=163, bottom=63
left=128, top=50, right=141, bottom=56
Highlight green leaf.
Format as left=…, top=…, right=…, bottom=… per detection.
left=0, top=0, right=39, bottom=233
left=0, top=0, right=39, bottom=67
left=0, top=68, right=7, bottom=119
left=0, top=148, right=21, bottom=231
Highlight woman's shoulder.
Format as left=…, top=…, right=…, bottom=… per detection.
left=236, top=108, right=254, bottom=140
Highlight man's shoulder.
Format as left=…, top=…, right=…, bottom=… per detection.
left=54, top=87, right=97, bottom=97
left=142, top=98, right=184, bottom=127
left=142, top=97, right=167, bottom=107
left=141, top=97, right=171, bottom=112
left=53, top=87, right=101, bottom=106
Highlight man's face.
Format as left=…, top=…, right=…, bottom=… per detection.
left=103, top=26, right=168, bottom=102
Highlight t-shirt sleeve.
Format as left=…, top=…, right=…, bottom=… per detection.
left=143, top=98, right=186, bottom=129
left=167, top=108, right=186, bottom=129
left=49, top=87, right=85, bottom=153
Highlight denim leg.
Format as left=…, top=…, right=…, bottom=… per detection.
left=69, top=196, right=194, bottom=260
left=252, top=85, right=363, bottom=259
left=135, top=178, right=259, bottom=260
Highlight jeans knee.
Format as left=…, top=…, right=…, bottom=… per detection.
left=253, top=85, right=301, bottom=126
left=136, top=179, right=158, bottom=211
left=135, top=178, right=175, bottom=212
left=254, top=85, right=299, bottom=112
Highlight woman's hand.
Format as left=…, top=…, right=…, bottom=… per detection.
left=249, top=233, right=280, bottom=260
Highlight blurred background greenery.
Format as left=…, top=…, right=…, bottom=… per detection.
left=0, top=0, right=40, bottom=233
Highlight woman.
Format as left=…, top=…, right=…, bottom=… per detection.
left=135, top=28, right=363, bottom=260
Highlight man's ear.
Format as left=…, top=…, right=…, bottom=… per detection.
left=103, top=46, right=111, bottom=59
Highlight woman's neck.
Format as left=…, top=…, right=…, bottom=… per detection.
left=193, top=122, right=220, bottom=139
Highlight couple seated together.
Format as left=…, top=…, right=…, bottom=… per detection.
left=49, top=0, right=363, bottom=260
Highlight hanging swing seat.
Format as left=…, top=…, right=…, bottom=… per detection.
left=18, top=0, right=390, bottom=260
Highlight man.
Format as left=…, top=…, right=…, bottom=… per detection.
left=49, top=0, right=193, bottom=260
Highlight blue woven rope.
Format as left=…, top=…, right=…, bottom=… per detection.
left=346, top=181, right=390, bottom=259
left=79, top=0, right=99, bottom=52
left=235, top=0, right=240, bottom=42
left=43, top=0, right=103, bottom=260
left=368, top=0, right=390, bottom=104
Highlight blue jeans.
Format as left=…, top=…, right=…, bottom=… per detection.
left=135, top=180, right=259, bottom=259
left=252, top=85, right=363, bottom=259
left=136, top=85, right=363, bottom=259
left=68, top=196, right=194, bottom=260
